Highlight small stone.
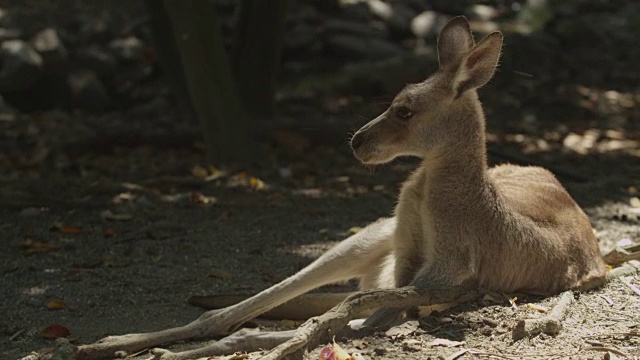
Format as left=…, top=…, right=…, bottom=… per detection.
left=109, top=36, right=144, bottom=61
left=467, top=4, right=498, bottom=21
left=30, top=27, right=67, bottom=65
left=437, top=316, right=453, bottom=324
left=373, top=347, right=387, bottom=356
left=410, top=11, right=438, bottom=38
left=67, top=70, right=109, bottom=111
left=75, top=46, right=117, bottom=79
left=0, top=40, right=43, bottom=92
left=402, top=339, right=422, bottom=352
left=480, top=325, right=493, bottom=336
left=482, top=318, right=499, bottom=327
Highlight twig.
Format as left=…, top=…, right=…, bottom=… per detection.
left=467, top=350, right=516, bottom=359
left=580, top=346, right=629, bottom=358
left=584, top=330, right=640, bottom=338
left=10, top=328, right=25, bottom=341
left=512, top=291, right=573, bottom=341
left=259, top=286, right=483, bottom=360
left=602, top=244, right=640, bottom=266
left=148, top=329, right=296, bottom=360
left=513, top=264, right=640, bottom=341
left=445, top=349, right=469, bottom=360
left=619, top=276, right=640, bottom=297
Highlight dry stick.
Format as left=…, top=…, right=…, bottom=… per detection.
left=512, top=264, right=639, bottom=341
left=619, top=276, right=640, bottom=297
left=511, top=291, right=573, bottom=341
left=148, top=329, right=297, bottom=360
left=259, top=286, right=482, bottom=360
left=602, top=244, right=640, bottom=267
left=579, top=346, right=629, bottom=358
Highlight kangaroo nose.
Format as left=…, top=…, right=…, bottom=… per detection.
left=351, top=133, right=365, bottom=150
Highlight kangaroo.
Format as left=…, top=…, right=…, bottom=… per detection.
left=77, top=16, right=608, bottom=359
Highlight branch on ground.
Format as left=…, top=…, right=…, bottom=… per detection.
left=512, top=263, right=640, bottom=341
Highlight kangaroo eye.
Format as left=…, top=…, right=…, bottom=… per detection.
left=395, top=106, right=413, bottom=121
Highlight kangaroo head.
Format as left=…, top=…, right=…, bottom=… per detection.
left=351, top=16, right=503, bottom=164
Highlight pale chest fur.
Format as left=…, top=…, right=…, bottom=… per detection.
left=393, top=168, right=437, bottom=274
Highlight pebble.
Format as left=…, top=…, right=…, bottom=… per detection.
left=480, top=325, right=493, bottom=336
left=67, top=69, right=110, bottom=111
left=30, top=27, right=67, bottom=65
left=0, top=40, right=43, bottom=92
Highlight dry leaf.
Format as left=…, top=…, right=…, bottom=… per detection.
left=103, top=227, right=116, bottom=238
left=41, top=324, right=70, bottom=339
left=46, top=300, right=67, bottom=310
left=61, top=225, right=82, bottom=235
left=206, top=166, right=227, bottom=181
left=348, top=227, right=362, bottom=234
left=101, top=210, right=133, bottom=221
left=527, top=303, right=548, bottom=313
left=249, top=177, right=266, bottom=190
left=191, top=165, right=209, bottom=179
left=385, top=320, right=419, bottom=339
left=22, top=238, right=60, bottom=254
left=191, top=192, right=216, bottom=205
left=425, top=338, right=465, bottom=347
left=319, top=340, right=352, bottom=360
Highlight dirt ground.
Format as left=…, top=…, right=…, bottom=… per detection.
left=2, top=1, right=640, bottom=360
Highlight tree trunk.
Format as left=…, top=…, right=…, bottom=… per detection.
left=145, top=0, right=198, bottom=125
left=164, top=0, right=256, bottom=163
left=232, top=0, right=287, bottom=120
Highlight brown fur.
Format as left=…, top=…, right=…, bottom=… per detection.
left=350, top=16, right=606, bottom=297
left=186, top=17, right=607, bottom=334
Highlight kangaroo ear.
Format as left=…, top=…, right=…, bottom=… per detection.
left=437, top=16, right=475, bottom=70
left=452, top=32, right=503, bottom=97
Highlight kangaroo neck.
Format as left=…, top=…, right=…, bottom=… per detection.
left=418, top=104, right=491, bottom=211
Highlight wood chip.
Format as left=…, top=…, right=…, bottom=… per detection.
left=620, top=276, right=640, bottom=297
left=599, top=295, right=614, bottom=306
left=425, top=338, right=465, bottom=347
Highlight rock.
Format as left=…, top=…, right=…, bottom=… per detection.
left=467, top=5, right=498, bottom=21
left=480, top=325, right=493, bottom=336
left=0, top=40, right=43, bottom=92
left=367, top=0, right=393, bottom=21
left=31, top=27, right=67, bottom=66
left=367, top=0, right=417, bottom=37
left=410, top=10, right=439, bottom=38
left=109, top=36, right=144, bottom=61
left=373, top=347, right=387, bottom=356
left=67, top=70, right=109, bottom=111
left=75, top=46, right=117, bottom=78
